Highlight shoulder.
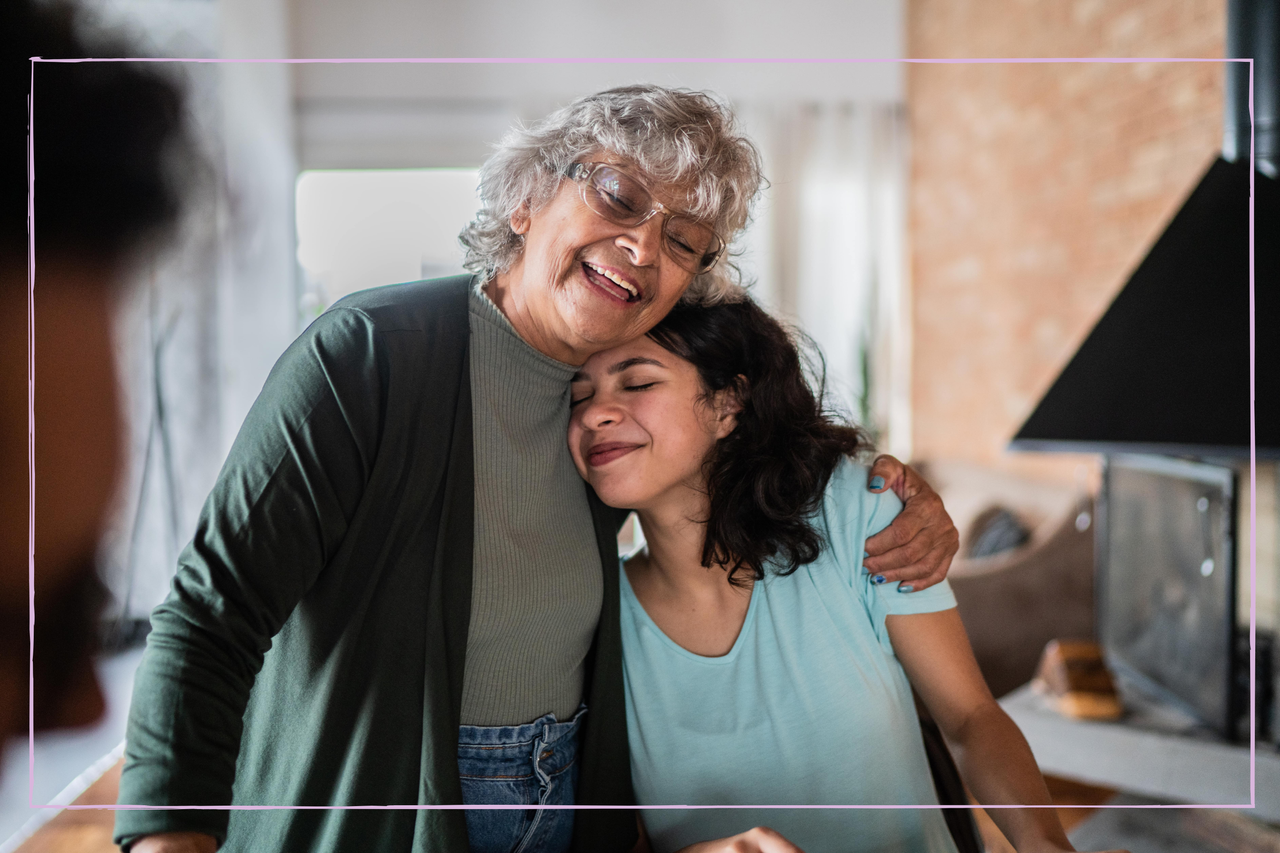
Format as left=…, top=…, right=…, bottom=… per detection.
left=298, top=275, right=474, bottom=369
left=821, top=456, right=904, bottom=541
left=325, top=274, right=474, bottom=336
left=793, top=457, right=903, bottom=586
left=817, top=459, right=956, bottom=627
left=263, top=276, right=474, bottom=413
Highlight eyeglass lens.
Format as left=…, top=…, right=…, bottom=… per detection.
left=582, top=166, right=722, bottom=273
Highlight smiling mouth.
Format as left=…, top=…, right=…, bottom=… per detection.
left=587, top=442, right=640, bottom=466
left=582, top=261, right=641, bottom=303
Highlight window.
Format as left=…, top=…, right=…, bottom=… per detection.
left=295, top=168, right=482, bottom=314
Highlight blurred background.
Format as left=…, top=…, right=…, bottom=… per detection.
left=7, top=1, right=1280, bottom=851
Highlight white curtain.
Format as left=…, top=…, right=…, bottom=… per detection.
left=736, top=101, right=911, bottom=458
left=94, top=0, right=300, bottom=625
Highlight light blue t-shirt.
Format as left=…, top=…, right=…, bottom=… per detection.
left=620, top=458, right=961, bottom=853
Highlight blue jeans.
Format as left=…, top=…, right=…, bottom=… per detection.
left=457, top=706, right=586, bottom=853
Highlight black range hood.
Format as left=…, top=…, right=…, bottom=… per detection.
left=1011, top=0, right=1278, bottom=459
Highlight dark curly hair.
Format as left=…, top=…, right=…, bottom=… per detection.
left=646, top=295, right=869, bottom=586
left=4, top=0, right=194, bottom=261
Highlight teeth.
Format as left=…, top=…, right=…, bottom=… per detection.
left=586, top=262, right=638, bottom=297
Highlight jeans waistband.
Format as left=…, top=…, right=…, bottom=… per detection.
left=457, top=704, right=587, bottom=751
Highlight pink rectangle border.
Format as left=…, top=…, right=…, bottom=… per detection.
left=26, top=54, right=1258, bottom=815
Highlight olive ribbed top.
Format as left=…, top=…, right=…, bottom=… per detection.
left=460, top=284, right=604, bottom=725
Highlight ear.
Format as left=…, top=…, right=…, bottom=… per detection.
left=510, top=201, right=531, bottom=236
left=711, top=376, right=746, bottom=440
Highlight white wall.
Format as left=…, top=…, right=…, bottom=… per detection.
left=216, top=0, right=299, bottom=456
left=287, top=0, right=905, bottom=168
left=287, top=0, right=904, bottom=96
left=287, top=0, right=903, bottom=64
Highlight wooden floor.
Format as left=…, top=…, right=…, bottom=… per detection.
left=14, top=759, right=121, bottom=853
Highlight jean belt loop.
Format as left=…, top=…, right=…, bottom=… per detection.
left=531, top=729, right=549, bottom=790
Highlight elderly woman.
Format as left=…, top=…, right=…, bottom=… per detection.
left=115, top=86, right=958, bottom=853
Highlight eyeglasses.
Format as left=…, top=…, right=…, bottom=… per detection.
left=565, top=162, right=726, bottom=275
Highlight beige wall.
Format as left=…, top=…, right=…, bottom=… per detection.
left=906, top=0, right=1226, bottom=486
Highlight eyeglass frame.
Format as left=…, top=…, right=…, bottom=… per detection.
left=563, top=161, right=727, bottom=274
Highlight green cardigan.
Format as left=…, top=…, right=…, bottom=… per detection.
left=114, top=276, right=637, bottom=852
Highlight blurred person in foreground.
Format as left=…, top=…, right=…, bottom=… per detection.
left=114, top=85, right=960, bottom=853
left=0, top=1, right=192, bottom=748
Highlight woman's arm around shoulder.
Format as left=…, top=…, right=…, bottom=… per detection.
left=862, top=455, right=959, bottom=593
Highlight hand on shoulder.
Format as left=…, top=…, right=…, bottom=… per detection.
left=862, top=454, right=958, bottom=593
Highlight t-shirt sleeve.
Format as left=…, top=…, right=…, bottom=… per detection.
left=824, top=458, right=956, bottom=652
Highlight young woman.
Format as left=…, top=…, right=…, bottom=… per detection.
left=567, top=294, right=1123, bottom=853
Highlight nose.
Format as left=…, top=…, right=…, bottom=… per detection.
left=578, top=392, right=626, bottom=430
left=614, top=215, right=664, bottom=267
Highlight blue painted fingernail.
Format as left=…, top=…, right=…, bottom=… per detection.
left=897, top=585, right=915, bottom=593
left=872, top=575, right=887, bottom=584
left=870, top=476, right=886, bottom=490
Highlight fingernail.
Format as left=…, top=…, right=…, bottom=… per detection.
left=872, top=575, right=887, bottom=585
left=870, top=476, right=886, bottom=490
left=897, top=585, right=915, bottom=593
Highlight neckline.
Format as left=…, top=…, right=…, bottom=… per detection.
left=468, top=283, right=581, bottom=380
left=620, top=561, right=761, bottom=665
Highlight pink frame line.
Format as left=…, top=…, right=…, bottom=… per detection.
left=26, top=55, right=1257, bottom=815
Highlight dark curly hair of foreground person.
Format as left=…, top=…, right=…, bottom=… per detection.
left=3, top=0, right=194, bottom=260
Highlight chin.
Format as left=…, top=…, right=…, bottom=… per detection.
left=569, top=319, right=634, bottom=351
left=563, top=295, right=640, bottom=341
left=588, top=477, right=645, bottom=511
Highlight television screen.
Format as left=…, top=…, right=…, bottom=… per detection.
left=1099, top=454, right=1237, bottom=738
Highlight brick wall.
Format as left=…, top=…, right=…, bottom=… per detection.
left=906, top=0, right=1226, bottom=485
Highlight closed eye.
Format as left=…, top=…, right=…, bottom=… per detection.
left=597, top=187, right=641, bottom=217
left=624, top=382, right=657, bottom=392
left=666, top=235, right=697, bottom=256
left=607, top=191, right=634, bottom=212
left=569, top=394, right=592, bottom=407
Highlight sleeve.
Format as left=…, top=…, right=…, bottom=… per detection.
left=826, top=458, right=956, bottom=654
left=113, top=306, right=387, bottom=845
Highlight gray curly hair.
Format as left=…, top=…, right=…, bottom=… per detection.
left=459, top=85, right=765, bottom=304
